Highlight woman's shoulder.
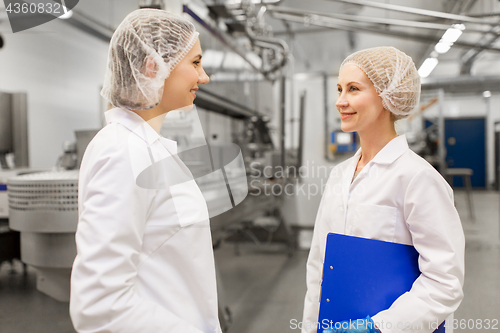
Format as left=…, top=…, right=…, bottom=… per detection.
left=398, top=150, right=452, bottom=191
left=81, top=123, right=146, bottom=169
left=87, top=122, right=146, bottom=153
left=399, top=149, right=441, bottom=174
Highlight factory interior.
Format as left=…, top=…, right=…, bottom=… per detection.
left=1, top=0, right=500, bottom=332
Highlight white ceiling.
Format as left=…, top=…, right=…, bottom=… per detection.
left=3, top=0, right=498, bottom=79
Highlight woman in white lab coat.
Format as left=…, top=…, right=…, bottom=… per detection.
left=70, top=9, right=222, bottom=333
left=302, top=47, right=465, bottom=333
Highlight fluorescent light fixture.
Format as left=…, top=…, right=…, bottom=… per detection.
left=418, top=58, right=438, bottom=78
left=434, top=41, right=451, bottom=54
left=433, top=24, right=466, bottom=55
left=441, top=25, right=464, bottom=44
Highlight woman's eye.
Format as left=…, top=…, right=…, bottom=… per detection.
left=349, top=86, right=358, bottom=91
left=193, top=61, right=200, bottom=66
left=337, top=88, right=342, bottom=94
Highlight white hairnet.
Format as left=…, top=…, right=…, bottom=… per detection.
left=101, top=9, right=199, bottom=111
left=340, top=46, right=421, bottom=120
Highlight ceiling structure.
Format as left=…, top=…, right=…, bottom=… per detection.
left=2, top=0, right=500, bottom=86
left=199, top=0, right=500, bottom=91
left=261, top=0, right=500, bottom=75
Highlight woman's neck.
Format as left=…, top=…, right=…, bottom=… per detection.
left=131, top=104, right=169, bottom=133
left=358, top=126, right=398, bottom=166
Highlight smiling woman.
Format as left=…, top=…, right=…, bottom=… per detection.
left=70, top=8, right=221, bottom=333
left=302, top=47, right=465, bottom=333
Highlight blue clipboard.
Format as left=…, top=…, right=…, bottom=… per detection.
left=318, top=233, right=445, bottom=333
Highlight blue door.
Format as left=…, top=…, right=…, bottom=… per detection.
left=445, top=118, right=486, bottom=188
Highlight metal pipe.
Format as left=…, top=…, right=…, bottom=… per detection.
left=257, top=5, right=267, bottom=21
left=328, top=0, right=500, bottom=25
left=184, top=4, right=289, bottom=78
left=251, top=39, right=288, bottom=75
left=274, top=27, right=332, bottom=36
left=461, top=25, right=500, bottom=74
left=64, top=9, right=114, bottom=42
left=183, top=5, right=266, bottom=77
left=280, top=76, right=286, bottom=172
left=297, top=90, right=306, bottom=174
left=437, top=89, right=446, bottom=175
left=422, top=75, right=500, bottom=93
left=485, top=93, right=493, bottom=191
left=271, top=12, right=500, bottom=53
left=245, top=24, right=289, bottom=64
left=267, top=5, right=493, bottom=34
left=323, top=73, right=329, bottom=162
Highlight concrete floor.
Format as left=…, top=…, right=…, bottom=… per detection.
left=0, top=190, right=498, bottom=333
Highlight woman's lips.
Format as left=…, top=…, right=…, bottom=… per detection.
left=190, top=88, right=198, bottom=99
left=341, top=112, right=356, bottom=120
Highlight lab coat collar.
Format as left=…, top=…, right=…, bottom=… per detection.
left=353, top=134, right=409, bottom=166
left=371, top=134, right=409, bottom=165
left=105, top=107, right=163, bottom=146
left=341, top=135, right=409, bottom=212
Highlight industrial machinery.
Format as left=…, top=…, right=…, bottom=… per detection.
left=0, top=91, right=30, bottom=270
left=0, top=91, right=29, bottom=218
left=0, top=92, right=29, bottom=170
left=8, top=170, right=78, bottom=301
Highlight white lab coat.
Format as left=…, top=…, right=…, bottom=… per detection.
left=302, top=135, right=464, bottom=333
left=70, top=107, right=222, bottom=333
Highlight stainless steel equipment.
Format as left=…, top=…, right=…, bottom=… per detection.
left=8, top=171, right=78, bottom=302
left=0, top=92, right=29, bottom=169
left=0, top=93, right=13, bottom=157
left=75, top=130, right=99, bottom=168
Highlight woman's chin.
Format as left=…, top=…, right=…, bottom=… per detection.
left=340, top=123, right=355, bottom=133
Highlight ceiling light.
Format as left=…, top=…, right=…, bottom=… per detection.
left=441, top=24, right=465, bottom=44
left=418, top=58, right=438, bottom=78
left=434, top=41, right=452, bottom=54
left=433, top=24, right=466, bottom=55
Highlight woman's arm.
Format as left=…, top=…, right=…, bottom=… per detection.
left=372, top=168, right=465, bottom=333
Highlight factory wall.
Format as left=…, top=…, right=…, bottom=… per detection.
left=0, top=19, right=108, bottom=169
left=422, top=93, right=500, bottom=188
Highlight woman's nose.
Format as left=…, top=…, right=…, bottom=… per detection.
left=198, top=67, right=210, bottom=85
left=336, top=94, right=348, bottom=110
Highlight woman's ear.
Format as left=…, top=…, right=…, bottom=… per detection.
left=144, top=57, right=158, bottom=78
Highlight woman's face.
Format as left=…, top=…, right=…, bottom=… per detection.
left=336, top=64, right=391, bottom=135
left=161, top=38, right=209, bottom=111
